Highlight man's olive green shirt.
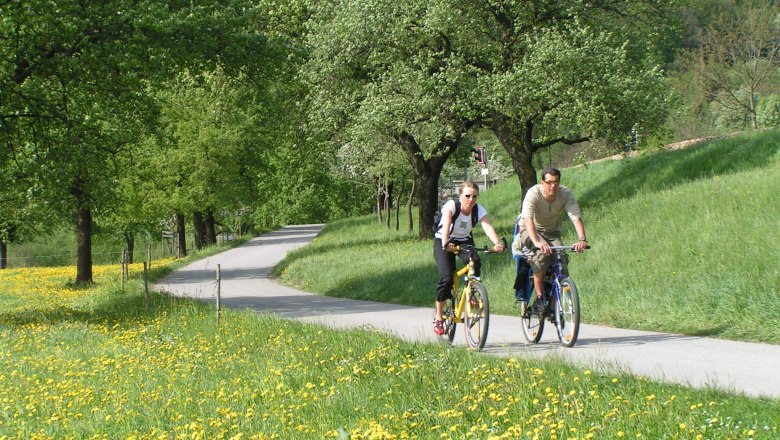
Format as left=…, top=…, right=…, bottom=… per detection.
left=520, top=184, right=582, bottom=236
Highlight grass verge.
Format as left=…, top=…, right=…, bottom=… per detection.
left=1, top=260, right=778, bottom=438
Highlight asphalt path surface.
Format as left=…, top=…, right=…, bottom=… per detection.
left=155, top=225, right=780, bottom=399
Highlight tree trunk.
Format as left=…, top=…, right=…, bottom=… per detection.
left=749, top=90, right=758, bottom=129
left=416, top=170, right=441, bottom=239
left=124, top=231, right=135, bottom=264
left=491, top=115, right=538, bottom=199
left=176, top=213, right=187, bottom=258
left=375, top=176, right=383, bottom=225
left=406, top=180, right=415, bottom=234
left=205, top=209, right=217, bottom=245
left=384, top=179, right=391, bottom=229
left=396, top=179, right=403, bottom=231
left=75, top=203, right=93, bottom=285
left=0, top=238, right=7, bottom=269
left=397, top=129, right=464, bottom=239
left=193, top=211, right=206, bottom=250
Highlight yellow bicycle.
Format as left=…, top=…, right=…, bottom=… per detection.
left=438, top=239, right=506, bottom=351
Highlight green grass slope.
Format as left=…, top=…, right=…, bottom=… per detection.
left=278, top=128, right=780, bottom=343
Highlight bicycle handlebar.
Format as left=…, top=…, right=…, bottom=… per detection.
left=451, top=237, right=507, bottom=254
left=546, top=245, right=591, bottom=251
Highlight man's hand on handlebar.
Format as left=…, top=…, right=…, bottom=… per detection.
left=535, top=240, right=552, bottom=256
left=492, top=239, right=506, bottom=253
left=573, top=240, right=588, bottom=253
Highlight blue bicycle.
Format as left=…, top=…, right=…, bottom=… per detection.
left=519, top=245, right=587, bottom=347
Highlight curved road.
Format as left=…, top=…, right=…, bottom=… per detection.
left=155, top=225, right=780, bottom=399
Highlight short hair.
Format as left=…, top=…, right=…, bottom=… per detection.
left=541, top=167, right=561, bottom=181
left=458, top=180, right=480, bottom=195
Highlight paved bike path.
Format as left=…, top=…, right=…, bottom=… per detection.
left=155, top=225, right=780, bottom=399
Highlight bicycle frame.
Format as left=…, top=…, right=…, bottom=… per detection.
left=547, top=251, right=567, bottom=305
left=521, top=244, right=587, bottom=347
left=439, top=239, right=505, bottom=351
left=450, top=253, right=477, bottom=324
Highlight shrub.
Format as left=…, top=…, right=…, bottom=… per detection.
left=757, top=94, right=780, bottom=128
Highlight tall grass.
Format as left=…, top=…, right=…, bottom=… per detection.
left=1, top=260, right=778, bottom=438
left=278, top=129, right=780, bottom=343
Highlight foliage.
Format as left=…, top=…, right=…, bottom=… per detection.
left=757, top=94, right=780, bottom=127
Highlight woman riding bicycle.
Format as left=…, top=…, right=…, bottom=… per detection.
left=433, top=180, right=504, bottom=336
left=514, top=167, right=588, bottom=315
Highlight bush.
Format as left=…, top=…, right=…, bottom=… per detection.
left=757, top=94, right=780, bottom=128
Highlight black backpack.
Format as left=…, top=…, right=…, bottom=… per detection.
left=433, top=200, right=479, bottom=236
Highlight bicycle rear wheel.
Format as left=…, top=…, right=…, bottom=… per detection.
left=441, top=297, right=457, bottom=344
left=520, top=300, right=544, bottom=343
left=554, top=278, right=580, bottom=347
left=464, top=281, right=489, bottom=350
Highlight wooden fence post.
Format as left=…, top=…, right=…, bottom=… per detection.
left=143, top=262, right=149, bottom=311
left=121, top=250, right=126, bottom=291
left=216, top=264, right=221, bottom=324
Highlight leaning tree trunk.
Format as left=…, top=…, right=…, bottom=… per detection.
left=491, top=115, right=538, bottom=199
left=75, top=202, right=93, bottom=285
left=176, top=213, right=187, bottom=258
left=397, top=129, right=464, bottom=239
left=193, top=211, right=206, bottom=250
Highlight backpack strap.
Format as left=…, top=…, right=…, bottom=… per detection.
left=435, top=200, right=478, bottom=236
left=453, top=200, right=462, bottom=221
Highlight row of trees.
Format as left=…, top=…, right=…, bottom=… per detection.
left=0, top=1, right=363, bottom=279
left=2, top=0, right=778, bottom=280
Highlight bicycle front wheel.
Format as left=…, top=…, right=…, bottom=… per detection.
left=520, top=300, right=544, bottom=343
left=554, top=278, right=580, bottom=347
left=464, top=281, right=489, bottom=350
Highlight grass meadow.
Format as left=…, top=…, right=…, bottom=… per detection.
left=1, top=259, right=779, bottom=438
left=276, top=128, right=780, bottom=344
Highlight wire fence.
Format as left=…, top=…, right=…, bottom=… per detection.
left=1, top=231, right=242, bottom=270
left=1, top=246, right=178, bottom=269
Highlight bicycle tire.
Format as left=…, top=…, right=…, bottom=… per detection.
left=464, top=281, right=489, bottom=350
left=554, top=278, right=580, bottom=347
left=442, top=297, right=457, bottom=344
left=520, top=299, right=544, bottom=343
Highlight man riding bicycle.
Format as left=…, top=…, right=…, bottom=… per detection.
left=513, top=167, right=588, bottom=315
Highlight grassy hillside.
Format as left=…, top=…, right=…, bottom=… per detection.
left=278, top=128, right=780, bottom=343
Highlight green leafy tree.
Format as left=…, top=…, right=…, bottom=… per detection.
left=304, top=0, right=671, bottom=237
left=304, top=0, right=481, bottom=238
left=446, top=1, right=673, bottom=196
left=1, top=1, right=282, bottom=282
left=149, top=68, right=270, bottom=249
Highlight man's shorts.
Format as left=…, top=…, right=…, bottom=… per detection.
left=517, top=228, right=568, bottom=274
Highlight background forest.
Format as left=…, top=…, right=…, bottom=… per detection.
left=1, top=0, right=779, bottom=281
